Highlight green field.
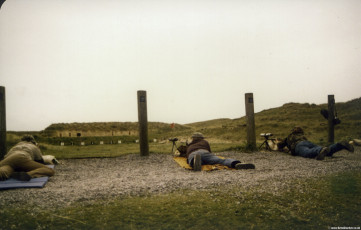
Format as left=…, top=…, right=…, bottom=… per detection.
left=2, top=97, right=361, bottom=229
left=1, top=171, right=360, bottom=229
left=6, top=97, right=361, bottom=154
left=38, top=142, right=239, bottom=159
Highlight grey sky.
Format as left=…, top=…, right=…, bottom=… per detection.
left=1, top=0, right=360, bottom=131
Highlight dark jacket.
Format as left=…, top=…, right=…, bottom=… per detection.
left=277, top=129, right=307, bottom=155
left=186, top=139, right=211, bottom=158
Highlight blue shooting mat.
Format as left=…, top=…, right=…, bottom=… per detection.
left=0, top=165, right=55, bottom=190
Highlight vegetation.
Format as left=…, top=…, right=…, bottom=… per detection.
left=185, top=98, right=361, bottom=145
left=7, top=97, right=361, bottom=153
left=5, top=97, right=361, bottom=159
left=36, top=142, right=239, bottom=159
left=1, top=171, right=360, bottom=229
left=2, top=98, right=361, bottom=229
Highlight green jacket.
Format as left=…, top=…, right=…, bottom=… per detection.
left=278, top=132, right=307, bottom=155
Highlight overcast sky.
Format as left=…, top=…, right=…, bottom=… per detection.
left=1, top=0, right=360, bottom=131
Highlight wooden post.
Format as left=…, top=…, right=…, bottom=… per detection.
left=0, top=86, right=6, bottom=159
left=245, top=93, right=256, bottom=150
left=137, top=90, right=149, bottom=156
left=328, top=95, right=335, bottom=144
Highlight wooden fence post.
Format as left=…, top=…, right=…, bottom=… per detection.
left=0, top=86, right=6, bottom=159
left=137, top=90, right=149, bottom=156
left=328, top=95, right=335, bottom=144
left=245, top=93, right=256, bottom=150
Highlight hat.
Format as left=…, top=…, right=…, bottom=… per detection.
left=21, top=135, right=37, bottom=145
left=192, top=132, right=205, bottom=139
left=291, top=127, right=304, bottom=134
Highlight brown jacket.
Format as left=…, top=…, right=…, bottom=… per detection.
left=4, top=141, right=44, bottom=163
left=186, top=139, right=211, bottom=158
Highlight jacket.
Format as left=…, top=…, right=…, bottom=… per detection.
left=4, top=141, right=44, bottom=163
left=186, top=139, right=211, bottom=158
left=277, top=131, right=307, bottom=155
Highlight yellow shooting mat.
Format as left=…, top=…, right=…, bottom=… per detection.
left=173, top=156, right=233, bottom=171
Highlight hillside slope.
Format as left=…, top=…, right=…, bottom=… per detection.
left=185, top=97, right=361, bottom=144
left=43, top=121, right=192, bottom=138
left=35, top=97, right=361, bottom=145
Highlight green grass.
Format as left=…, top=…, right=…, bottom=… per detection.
left=7, top=97, right=361, bottom=148
left=185, top=98, right=361, bottom=144
left=40, top=142, right=244, bottom=159
left=2, top=98, right=360, bottom=229
left=1, top=171, right=360, bottom=230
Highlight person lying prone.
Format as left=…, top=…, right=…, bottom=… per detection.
left=0, top=135, right=57, bottom=181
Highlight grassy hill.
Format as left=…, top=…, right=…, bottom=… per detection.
left=184, top=97, right=361, bottom=145
left=43, top=121, right=192, bottom=138
left=7, top=97, right=361, bottom=146
left=44, top=122, right=191, bottom=133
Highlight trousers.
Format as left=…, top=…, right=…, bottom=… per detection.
left=188, top=150, right=240, bottom=168
left=0, top=153, right=55, bottom=180
left=295, top=141, right=346, bottom=158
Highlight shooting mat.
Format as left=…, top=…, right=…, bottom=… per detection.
left=173, top=156, right=233, bottom=171
left=0, top=165, right=54, bottom=190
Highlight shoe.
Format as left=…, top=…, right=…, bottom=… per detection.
left=193, top=154, right=202, bottom=171
left=316, top=147, right=329, bottom=160
left=340, top=141, right=354, bottom=152
left=235, top=163, right=255, bottom=170
left=353, top=139, right=361, bottom=146
left=11, top=172, right=32, bottom=181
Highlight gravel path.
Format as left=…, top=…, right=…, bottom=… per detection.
left=1, top=147, right=360, bottom=209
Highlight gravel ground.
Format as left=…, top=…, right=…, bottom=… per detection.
left=1, top=147, right=360, bottom=209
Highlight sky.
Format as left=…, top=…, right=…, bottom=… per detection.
left=0, top=0, right=360, bottom=131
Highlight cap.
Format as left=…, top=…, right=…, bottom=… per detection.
left=291, top=127, right=304, bottom=134
left=21, top=135, right=37, bottom=145
left=192, top=132, right=205, bottom=139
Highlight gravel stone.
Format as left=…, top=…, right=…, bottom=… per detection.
left=1, top=147, right=360, bottom=209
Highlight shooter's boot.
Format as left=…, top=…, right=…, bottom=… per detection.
left=11, top=172, right=32, bottom=181
left=235, top=163, right=255, bottom=170
left=193, top=154, right=202, bottom=171
left=316, top=147, right=329, bottom=160
left=340, top=141, right=354, bottom=152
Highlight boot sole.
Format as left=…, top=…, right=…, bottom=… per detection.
left=235, top=163, right=255, bottom=170
left=193, top=154, right=202, bottom=171
left=316, top=147, right=329, bottom=160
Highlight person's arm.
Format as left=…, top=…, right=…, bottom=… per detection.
left=205, top=141, right=211, bottom=152
left=277, top=138, right=288, bottom=150
left=35, top=158, right=45, bottom=164
left=31, top=145, right=46, bottom=164
left=34, top=153, right=45, bottom=164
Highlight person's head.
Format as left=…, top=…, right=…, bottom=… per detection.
left=291, top=127, right=304, bottom=134
left=21, top=135, right=37, bottom=145
left=191, top=132, right=205, bottom=141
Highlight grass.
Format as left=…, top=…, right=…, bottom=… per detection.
left=185, top=98, right=361, bottom=144
left=1, top=171, right=360, bottom=229
left=40, top=142, right=244, bottom=159
left=2, top=98, right=360, bottom=229
left=6, top=97, right=361, bottom=148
